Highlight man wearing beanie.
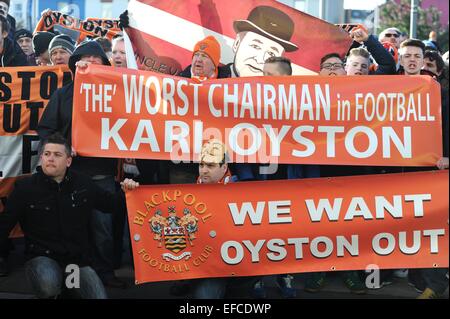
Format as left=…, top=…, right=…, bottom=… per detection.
left=142, top=35, right=229, bottom=203
left=49, top=34, right=75, bottom=65
left=162, top=36, right=230, bottom=296
left=0, top=15, right=28, bottom=66
left=15, top=28, right=36, bottom=66
left=33, top=31, right=55, bottom=66
left=37, top=40, right=126, bottom=289
left=179, top=35, right=229, bottom=79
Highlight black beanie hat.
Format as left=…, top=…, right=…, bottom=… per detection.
left=68, top=40, right=111, bottom=74
left=32, top=31, right=56, bottom=56
left=48, top=34, right=75, bottom=55
left=15, top=28, right=32, bottom=41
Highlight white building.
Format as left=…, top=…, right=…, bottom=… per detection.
left=277, top=0, right=346, bottom=23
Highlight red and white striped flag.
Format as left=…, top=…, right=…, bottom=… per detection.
left=125, top=0, right=352, bottom=75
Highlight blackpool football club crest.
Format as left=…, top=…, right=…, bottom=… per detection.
left=149, top=206, right=199, bottom=261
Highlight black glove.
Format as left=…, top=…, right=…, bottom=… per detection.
left=119, top=10, right=129, bottom=30
left=0, top=257, right=9, bottom=277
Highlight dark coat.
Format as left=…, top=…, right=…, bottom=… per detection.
left=347, top=35, right=396, bottom=75
left=178, top=64, right=232, bottom=79
left=37, top=41, right=116, bottom=176
left=37, top=82, right=117, bottom=176
left=0, top=37, right=29, bottom=67
left=0, top=168, right=121, bottom=266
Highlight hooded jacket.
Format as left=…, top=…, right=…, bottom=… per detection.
left=37, top=41, right=116, bottom=176
left=68, top=40, right=110, bottom=74
left=0, top=37, right=29, bottom=67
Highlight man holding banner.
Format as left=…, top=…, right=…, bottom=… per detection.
left=0, top=0, right=444, bottom=300
left=37, top=40, right=125, bottom=289
left=0, top=133, right=137, bottom=298
left=168, top=35, right=229, bottom=185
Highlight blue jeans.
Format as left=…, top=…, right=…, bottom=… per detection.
left=25, top=256, right=107, bottom=299
left=411, top=268, right=449, bottom=294
left=191, top=277, right=261, bottom=299
left=192, top=278, right=227, bottom=299
left=90, top=176, right=116, bottom=280
left=287, top=164, right=320, bottom=179
left=233, top=163, right=273, bottom=181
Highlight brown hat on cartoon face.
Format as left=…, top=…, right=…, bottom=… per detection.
left=200, top=139, right=227, bottom=164
left=233, top=5, right=298, bottom=52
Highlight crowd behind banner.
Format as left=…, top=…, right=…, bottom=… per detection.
left=0, top=0, right=448, bottom=300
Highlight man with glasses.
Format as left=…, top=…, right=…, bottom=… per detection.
left=379, top=27, right=402, bottom=49
left=319, top=53, right=346, bottom=76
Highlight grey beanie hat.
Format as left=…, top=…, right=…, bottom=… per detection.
left=48, top=34, right=75, bottom=55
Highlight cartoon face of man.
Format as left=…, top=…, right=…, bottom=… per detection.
left=233, top=31, right=285, bottom=77
left=231, top=6, right=298, bottom=77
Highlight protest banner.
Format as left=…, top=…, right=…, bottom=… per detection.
left=125, top=0, right=352, bottom=75
left=72, top=64, right=442, bottom=166
left=125, top=170, right=449, bottom=284
left=0, top=66, right=72, bottom=235
left=34, top=10, right=121, bottom=43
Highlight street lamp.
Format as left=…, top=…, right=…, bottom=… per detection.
left=410, top=0, right=418, bottom=38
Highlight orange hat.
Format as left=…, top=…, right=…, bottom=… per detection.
left=193, top=36, right=221, bottom=69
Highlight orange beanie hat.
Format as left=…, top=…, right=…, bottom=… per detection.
left=193, top=36, right=221, bottom=70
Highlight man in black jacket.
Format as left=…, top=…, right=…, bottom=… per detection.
left=37, top=40, right=125, bottom=288
left=0, top=14, right=28, bottom=66
left=0, top=133, right=137, bottom=298
left=345, top=26, right=396, bottom=76
left=15, top=28, right=36, bottom=66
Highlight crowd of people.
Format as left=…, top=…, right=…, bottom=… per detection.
left=0, top=1, right=448, bottom=299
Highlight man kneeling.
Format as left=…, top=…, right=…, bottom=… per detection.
left=0, top=133, right=136, bottom=299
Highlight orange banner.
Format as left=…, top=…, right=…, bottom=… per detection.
left=73, top=65, right=442, bottom=166
left=0, top=66, right=71, bottom=184
left=0, top=66, right=72, bottom=237
left=126, top=170, right=449, bottom=284
left=34, top=10, right=121, bottom=43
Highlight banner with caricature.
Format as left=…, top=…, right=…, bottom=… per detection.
left=124, top=0, right=353, bottom=75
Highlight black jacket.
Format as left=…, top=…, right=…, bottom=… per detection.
left=0, top=168, right=121, bottom=266
left=0, top=37, right=29, bottom=67
left=37, top=41, right=116, bottom=176
left=178, top=64, right=232, bottom=79
left=68, top=40, right=111, bottom=74
left=347, top=35, right=397, bottom=75
left=37, top=83, right=117, bottom=176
